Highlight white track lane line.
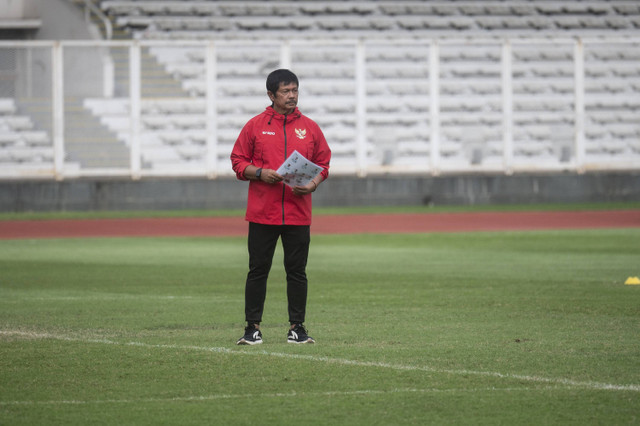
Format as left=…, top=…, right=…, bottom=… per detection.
left=2, top=330, right=639, bottom=394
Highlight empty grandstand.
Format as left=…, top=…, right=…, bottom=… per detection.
left=0, top=0, right=639, bottom=209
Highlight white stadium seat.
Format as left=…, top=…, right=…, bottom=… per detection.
left=3, top=1, right=635, bottom=174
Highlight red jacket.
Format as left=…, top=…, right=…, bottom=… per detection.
left=230, top=106, right=331, bottom=226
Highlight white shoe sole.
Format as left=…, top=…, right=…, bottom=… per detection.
left=237, top=339, right=263, bottom=345
left=287, top=338, right=315, bottom=344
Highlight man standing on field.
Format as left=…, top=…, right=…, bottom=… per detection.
left=230, top=69, right=331, bottom=345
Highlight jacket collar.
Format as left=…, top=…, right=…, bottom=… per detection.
left=265, top=106, right=301, bottom=122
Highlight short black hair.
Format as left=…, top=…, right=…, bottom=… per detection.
left=266, top=69, right=299, bottom=95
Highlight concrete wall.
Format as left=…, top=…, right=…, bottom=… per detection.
left=0, top=0, right=39, bottom=19
left=35, top=0, right=106, bottom=97
left=1, top=172, right=639, bottom=212
left=34, top=0, right=93, bottom=40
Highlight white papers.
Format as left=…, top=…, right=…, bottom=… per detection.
left=276, top=150, right=322, bottom=188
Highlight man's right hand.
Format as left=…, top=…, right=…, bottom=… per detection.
left=259, top=169, right=283, bottom=184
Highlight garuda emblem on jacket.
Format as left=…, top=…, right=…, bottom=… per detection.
left=295, top=128, right=307, bottom=139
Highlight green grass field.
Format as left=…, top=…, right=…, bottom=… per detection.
left=2, top=201, right=640, bottom=221
left=1, top=225, right=639, bottom=424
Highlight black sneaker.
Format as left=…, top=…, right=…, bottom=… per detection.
left=287, top=324, right=315, bottom=344
left=237, top=324, right=263, bottom=345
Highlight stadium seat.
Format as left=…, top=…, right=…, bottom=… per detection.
left=43, top=1, right=629, bottom=173
left=0, top=98, right=17, bottom=115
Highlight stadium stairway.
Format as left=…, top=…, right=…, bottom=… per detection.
left=63, top=98, right=129, bottom=168
left=109, top=46, right=188, bottom=98
left=10, top=98, right=129, bottom=170
left=4, top=44, right=188, bottom=171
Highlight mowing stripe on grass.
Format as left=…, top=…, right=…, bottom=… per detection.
left=2, top=330, right=639, bottom=393
left=0, top=387, right=562, bottom=407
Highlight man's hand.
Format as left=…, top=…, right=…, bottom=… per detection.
left=292, top=181, right=317, bottom=196
left=260, top=169, right=283, bottom=184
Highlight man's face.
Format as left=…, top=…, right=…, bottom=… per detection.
left=268, top=82, right=298, bottom=115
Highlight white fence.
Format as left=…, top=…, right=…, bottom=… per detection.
left=0, top=38, right=638, bottom=180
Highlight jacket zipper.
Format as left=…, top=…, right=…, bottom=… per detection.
left=281, top=114, right=287, bottom=225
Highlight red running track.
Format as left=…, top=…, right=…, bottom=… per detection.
left=1, top=210, right=639, bottom=239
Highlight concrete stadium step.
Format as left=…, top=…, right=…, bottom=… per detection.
left=109, top=46, right=188, bottom=98
left=63, top=98, right=129, bottom=168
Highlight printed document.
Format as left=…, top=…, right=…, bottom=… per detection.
left=276, top=150, right=322, bottom=188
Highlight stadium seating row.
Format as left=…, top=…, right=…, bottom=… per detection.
left=3, top=41, right=638, bottom=173
left=78, top=87, right=638, bottom=174
left=0, top=98, right=53, bottom=167
left=99, top=1, right=640, bottom=40
left=1, top=1, right=639, bottom=175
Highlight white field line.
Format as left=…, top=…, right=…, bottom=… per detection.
left=3, top=295, right=202, bottom=301
left=2, top=330, right=639, bottom=395
left=0, top=387, right=554, bottom=407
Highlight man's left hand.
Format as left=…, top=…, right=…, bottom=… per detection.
left=292, top=181, right=316, bottom=196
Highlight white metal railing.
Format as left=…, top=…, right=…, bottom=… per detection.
left=0, top=37, right=638, bottom=180
left=82, top=0, right=113, bottom=40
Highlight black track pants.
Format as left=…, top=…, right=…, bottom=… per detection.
left=244, top=222, right=310, bottom=325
